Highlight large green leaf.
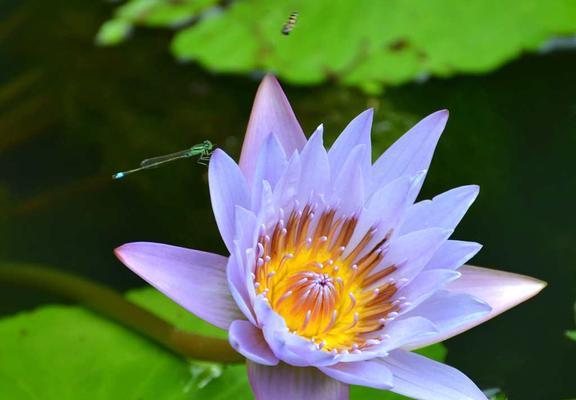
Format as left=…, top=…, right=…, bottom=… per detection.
left=0, top=286, right=446, bottom=399
left=0, top=287, right=250, bottom=399
left=0, top=305, right=193, bottom=399
left=98, top=0, right=576, bottom=90
left=96, top=0, right=220, bottom=46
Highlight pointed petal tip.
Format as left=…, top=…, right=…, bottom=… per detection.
left=240, top=74, right=306, bottom=181
left=260, top=74, right=281, bottom=91
left=437, top=108, right=449, bottom=117
left=430, top=109, right=449, bottom=123
left=114, top=242, right=141, bottom=262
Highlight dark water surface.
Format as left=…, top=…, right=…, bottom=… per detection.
left=0, top=1, right=575, bottom=399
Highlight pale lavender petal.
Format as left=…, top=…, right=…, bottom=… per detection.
left=233, top=206, right=259, bottom=267
left=255, top=179, right=275, bottom=225
left=396, top=269, right=461, bottom=313
left=229, top=320, right=279, bottom=366
left=400, top=185, right=479, bottom=234
left=254, top=297, right=338, bottom=367
left=227, top=252, right=257, bottom=325
left=252, top=133, right=288, bottom=195
left=331, top=144, right=366, bottom=214
left=239, top=75, right=306, bottom=184
left=383, top=228, right=454, bottom=286
left=115, top=242, right=243, bottom=329
left=382, top=350, right=487, bottom=400
left=401, top=290, right=491, bottom=350
left=376, top=317, right=438, bottom=352
left=372, top=110, right=448, bottom=192
left=248, top=361, right=349, bottom=400
left=424, top=240, right=482, bottom=271
left=298, top=125, right=331, bottom=202
left=344, top=173, right=420, bottom=261
left=328, top=109, right=373, bottom=184
left=209, top=149, right=250, bottom=253
left=319, top=359, right=393, bottom=389
left=272, top=152, right=302, bottom=210
left=430, top=266, right=546, bottom=343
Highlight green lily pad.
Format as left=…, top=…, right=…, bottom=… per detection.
left=0, top=305, right=194, bottom=399
left=99, top=0, right=576, bottom=90
left=0, top=287, right=249, bottom=399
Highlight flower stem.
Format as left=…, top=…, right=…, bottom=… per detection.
left=0, top=264, right=243, bottom=364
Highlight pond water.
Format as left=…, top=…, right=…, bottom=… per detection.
left=0, top=1, right=575, bottom=399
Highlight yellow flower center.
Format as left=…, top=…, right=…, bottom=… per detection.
left=254, top=205, right=399, bottom=351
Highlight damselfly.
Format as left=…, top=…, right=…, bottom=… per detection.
left=112, top=140, right=214, bottom=180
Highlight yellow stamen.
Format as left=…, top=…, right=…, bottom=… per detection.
left=254, top=206, right=398, bottom=351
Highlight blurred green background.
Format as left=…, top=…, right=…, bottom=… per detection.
left=1, top=0, right=575, bottom=399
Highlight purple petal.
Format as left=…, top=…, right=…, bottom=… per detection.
left=328, top=109, right=373, bottom=185
left=436, top=266, right=546, bottom=342
left=229, top=320, right=279, bottom=366
left=272, top=152, right=302, bottom=210
left=209, top=149, right=250, bottom=253
left=344, top=173, right=421, bottom=261
left=401, top=290, right=491, bottom=350
left=331, top=144, right=366, bottom=214
left=395, top=269, right=461, bottom=313
left=248, top=361, right=349, bottom=400
left=319, top=359, right=393, bottom=390
left=252, top=133, right=288, bottom=194
left=372, top=110, right=448, bottom=192
left=376, top=317, right=438, bottom=352
left=424, top=240, right=483, bottom=271
left=239, top=75, right=306, bottom=184
left=254, top=297, right=338, bottom=367
left=227, top=252, right=257, bottom=325
left=298, top=125, right=331, bottom=202
left=400, top=185, right=479, bottom=234
left=382, top=350, right=487, bottom=400
left=384, top=228, right=453, bottom=285
left=254, top=179, right=275, bottom=223
left=115, top=242, right=242, bottom=329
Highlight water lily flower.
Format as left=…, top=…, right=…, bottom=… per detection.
left=115, top=75, right=545, bottom=400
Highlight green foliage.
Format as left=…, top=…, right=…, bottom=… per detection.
left=0, top=305, right=194, bottom=399
left=98, top=0, right=576, bottom=90
left=0, top=287, right=249, bottom=399
left=95, top=19, right=133, bottom=46
left=95, top=0, right=220, bottom=46
left=484, top=388, right=508, bottom=400
left=0, top=286, right=447, bottom=398
left=568, top=302, right=576, bottom=341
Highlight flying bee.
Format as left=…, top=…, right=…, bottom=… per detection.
left=282, top=12, right=298, bottom=35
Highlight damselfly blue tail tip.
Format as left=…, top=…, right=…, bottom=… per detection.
left=112, top=172, right=125, bottom=180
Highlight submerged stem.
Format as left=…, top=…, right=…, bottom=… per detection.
left=0, top=265, right=243, bottom=364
